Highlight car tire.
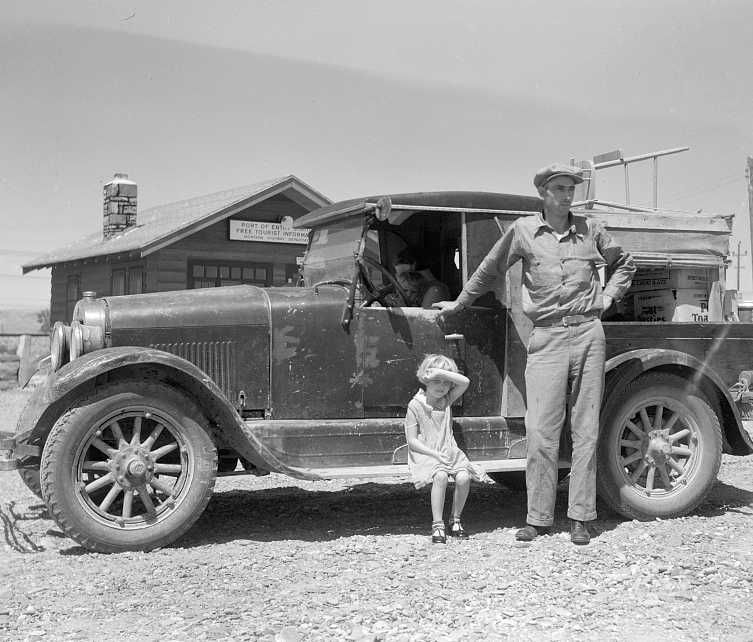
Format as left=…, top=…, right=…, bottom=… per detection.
left=40, top=381, right=217, bottom=553
left=596, top=372, right=722, bottom=521
left=18, top=467, right=42, bottom=498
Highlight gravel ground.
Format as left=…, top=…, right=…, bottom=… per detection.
left=2, top=387, right=753, bottom=641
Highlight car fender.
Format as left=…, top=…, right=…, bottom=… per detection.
left=604, top=348, right=753, bottom=455
left=15, top=346, right=321, bottom=480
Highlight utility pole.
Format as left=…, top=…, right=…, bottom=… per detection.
left=748, top=157, right=753, bottom=297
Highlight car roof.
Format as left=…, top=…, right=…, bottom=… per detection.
left=293, top=191, right=543, bottom=229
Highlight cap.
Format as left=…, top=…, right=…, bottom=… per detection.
left=533, top=163, right=584, bottom=189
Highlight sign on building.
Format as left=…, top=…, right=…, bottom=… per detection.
left=229, top=218, right=310, bottom=245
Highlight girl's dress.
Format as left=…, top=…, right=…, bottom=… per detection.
left=404, top=389, right=487, bottom=489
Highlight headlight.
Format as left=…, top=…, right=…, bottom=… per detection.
left=70, top=321, right=84, bottom=361
left=71, top=292, right=107, bottom=354
left=50, top=293, right=108, bottom=372
left=70, top=320, right=105, bottom=360
left=50, top=322, right=71, bottom=372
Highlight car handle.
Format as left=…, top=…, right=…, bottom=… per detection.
left=444, top=333, right=465, bottom=341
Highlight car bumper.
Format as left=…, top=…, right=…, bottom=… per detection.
left=0, top=430, right=40, bottom=471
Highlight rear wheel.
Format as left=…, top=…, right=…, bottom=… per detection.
left=40, top=381, right=217, bottom=553
left=597, top=372, right=722, bottom=520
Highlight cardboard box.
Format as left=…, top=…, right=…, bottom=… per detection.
left=673, top=288, right=710, bottom=322
left=630, top=268, right=715, bottom=293
left=633, top=288, right=710, bottom=322
left=630, top=268, right=670, bottom=293
left=634, top=289, right=674, bottom=322
left=672, top=269, right=715, bottom=290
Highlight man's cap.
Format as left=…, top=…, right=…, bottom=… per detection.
left=533, top=163, right=584, bottom=189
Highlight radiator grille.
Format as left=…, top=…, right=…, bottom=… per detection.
left=150, top=341, right=236, bottom=398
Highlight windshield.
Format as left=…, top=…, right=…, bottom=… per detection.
left=301, top=218, right=363, bottom=286
left=301, top=210, right=465, bottom=308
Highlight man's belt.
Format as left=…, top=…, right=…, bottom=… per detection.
left=534, top=312, right=600, bottom=328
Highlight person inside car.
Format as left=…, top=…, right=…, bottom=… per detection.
left=393, top=247, right=451, bottom=308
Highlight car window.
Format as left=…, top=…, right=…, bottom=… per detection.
left=301, top=219, right=362, bottom=286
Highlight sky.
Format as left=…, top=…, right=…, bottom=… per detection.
left=2, top=0, right=752, bottom=307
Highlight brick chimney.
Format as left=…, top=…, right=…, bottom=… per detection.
left=103, top=173, right=137, bottom=239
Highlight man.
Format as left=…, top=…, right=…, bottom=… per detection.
left=434, top=163, right=635, bottom=545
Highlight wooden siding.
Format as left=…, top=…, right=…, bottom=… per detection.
left=48, top=193, right=315, bottom=318
left=152, top=193, right=309, bottom=292
left=51, top=258, right=148, bottom=322
left=51, top=261, right=111, bottom=323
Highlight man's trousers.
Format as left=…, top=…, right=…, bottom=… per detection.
left=523, top=318, right=605, bottom=526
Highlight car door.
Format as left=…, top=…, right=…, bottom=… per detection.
left=355, top=211, right=512, bottom=461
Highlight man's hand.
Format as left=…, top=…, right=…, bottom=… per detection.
left=432, top=300, right=465, bottom=319
left=602, top=294, right=614, bottom=311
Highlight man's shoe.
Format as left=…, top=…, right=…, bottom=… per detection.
left=570, top=519, right=590, bottom=545
left=515, top=524, right=550, bottom=542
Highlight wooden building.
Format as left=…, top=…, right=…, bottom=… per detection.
left=23, top=175, right=331, bottom=322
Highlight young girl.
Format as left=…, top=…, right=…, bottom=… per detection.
left=404, top=353, right=486, bottom=543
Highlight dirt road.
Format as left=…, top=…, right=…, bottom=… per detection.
left=2, top=388, right=753, bottom=641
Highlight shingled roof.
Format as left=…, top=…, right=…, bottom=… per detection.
left=23, top=175, right=330, bottom=273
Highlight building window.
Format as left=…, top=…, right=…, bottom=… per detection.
left=111, top=267, right=146, bottom=295
left=111, top=269, right=126, bottom=295
left=128, top=267, right=146, bottom=294
left=189, top=261, right=272, bottom=288
left=66, top=275, right=81, bottom=319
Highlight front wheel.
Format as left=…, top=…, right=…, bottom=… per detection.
left=597, top=372, right=722, bottom=521
left=40, top=381, right=217, bottom=553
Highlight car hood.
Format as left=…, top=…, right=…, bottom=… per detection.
left=104, top=285, right=272, bottom=329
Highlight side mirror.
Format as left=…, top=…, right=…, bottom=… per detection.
left=374, top=196, right=392, bottom=221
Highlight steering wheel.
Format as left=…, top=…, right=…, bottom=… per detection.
left=358, top=256, right=410, bottom=307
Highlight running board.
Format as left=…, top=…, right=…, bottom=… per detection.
left=307, top=459, right=570, bottom=480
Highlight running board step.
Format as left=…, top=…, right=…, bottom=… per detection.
left=307, top=459, right=570, bottom=480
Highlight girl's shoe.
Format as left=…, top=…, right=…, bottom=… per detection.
left=449, top=519, right=469, bottom=539
left=431, top=521, right=446, bottom=544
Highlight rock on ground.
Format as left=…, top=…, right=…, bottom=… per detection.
left=1, top=388, right=753, bottom=640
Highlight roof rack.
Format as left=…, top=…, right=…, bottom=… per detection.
left=572, top=146, right=690, bottom=210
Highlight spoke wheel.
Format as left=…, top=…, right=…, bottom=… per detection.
left=40, top=381, right=217, bottom=553
left=597, top=372, right=721, bottom=520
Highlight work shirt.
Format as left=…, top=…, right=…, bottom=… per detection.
left=457, top=211, right=636, bottom=325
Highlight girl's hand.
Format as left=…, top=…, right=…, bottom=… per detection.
left=436, top=452, right=452, bottom=466
left=425, top=368, right=446, bottom=383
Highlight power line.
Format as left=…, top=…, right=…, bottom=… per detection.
left=661, top=174, right=746, bottom=207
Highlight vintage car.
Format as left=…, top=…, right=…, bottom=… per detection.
left=2, top=190, right=753, bottom=553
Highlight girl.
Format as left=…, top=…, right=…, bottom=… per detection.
left=404, top=354, right=486, bottom=543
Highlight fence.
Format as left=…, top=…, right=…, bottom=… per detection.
left=0, top=333, right=49, bottom=388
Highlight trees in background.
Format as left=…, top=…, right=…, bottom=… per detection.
left=37, top=309, right=50, bottom=334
